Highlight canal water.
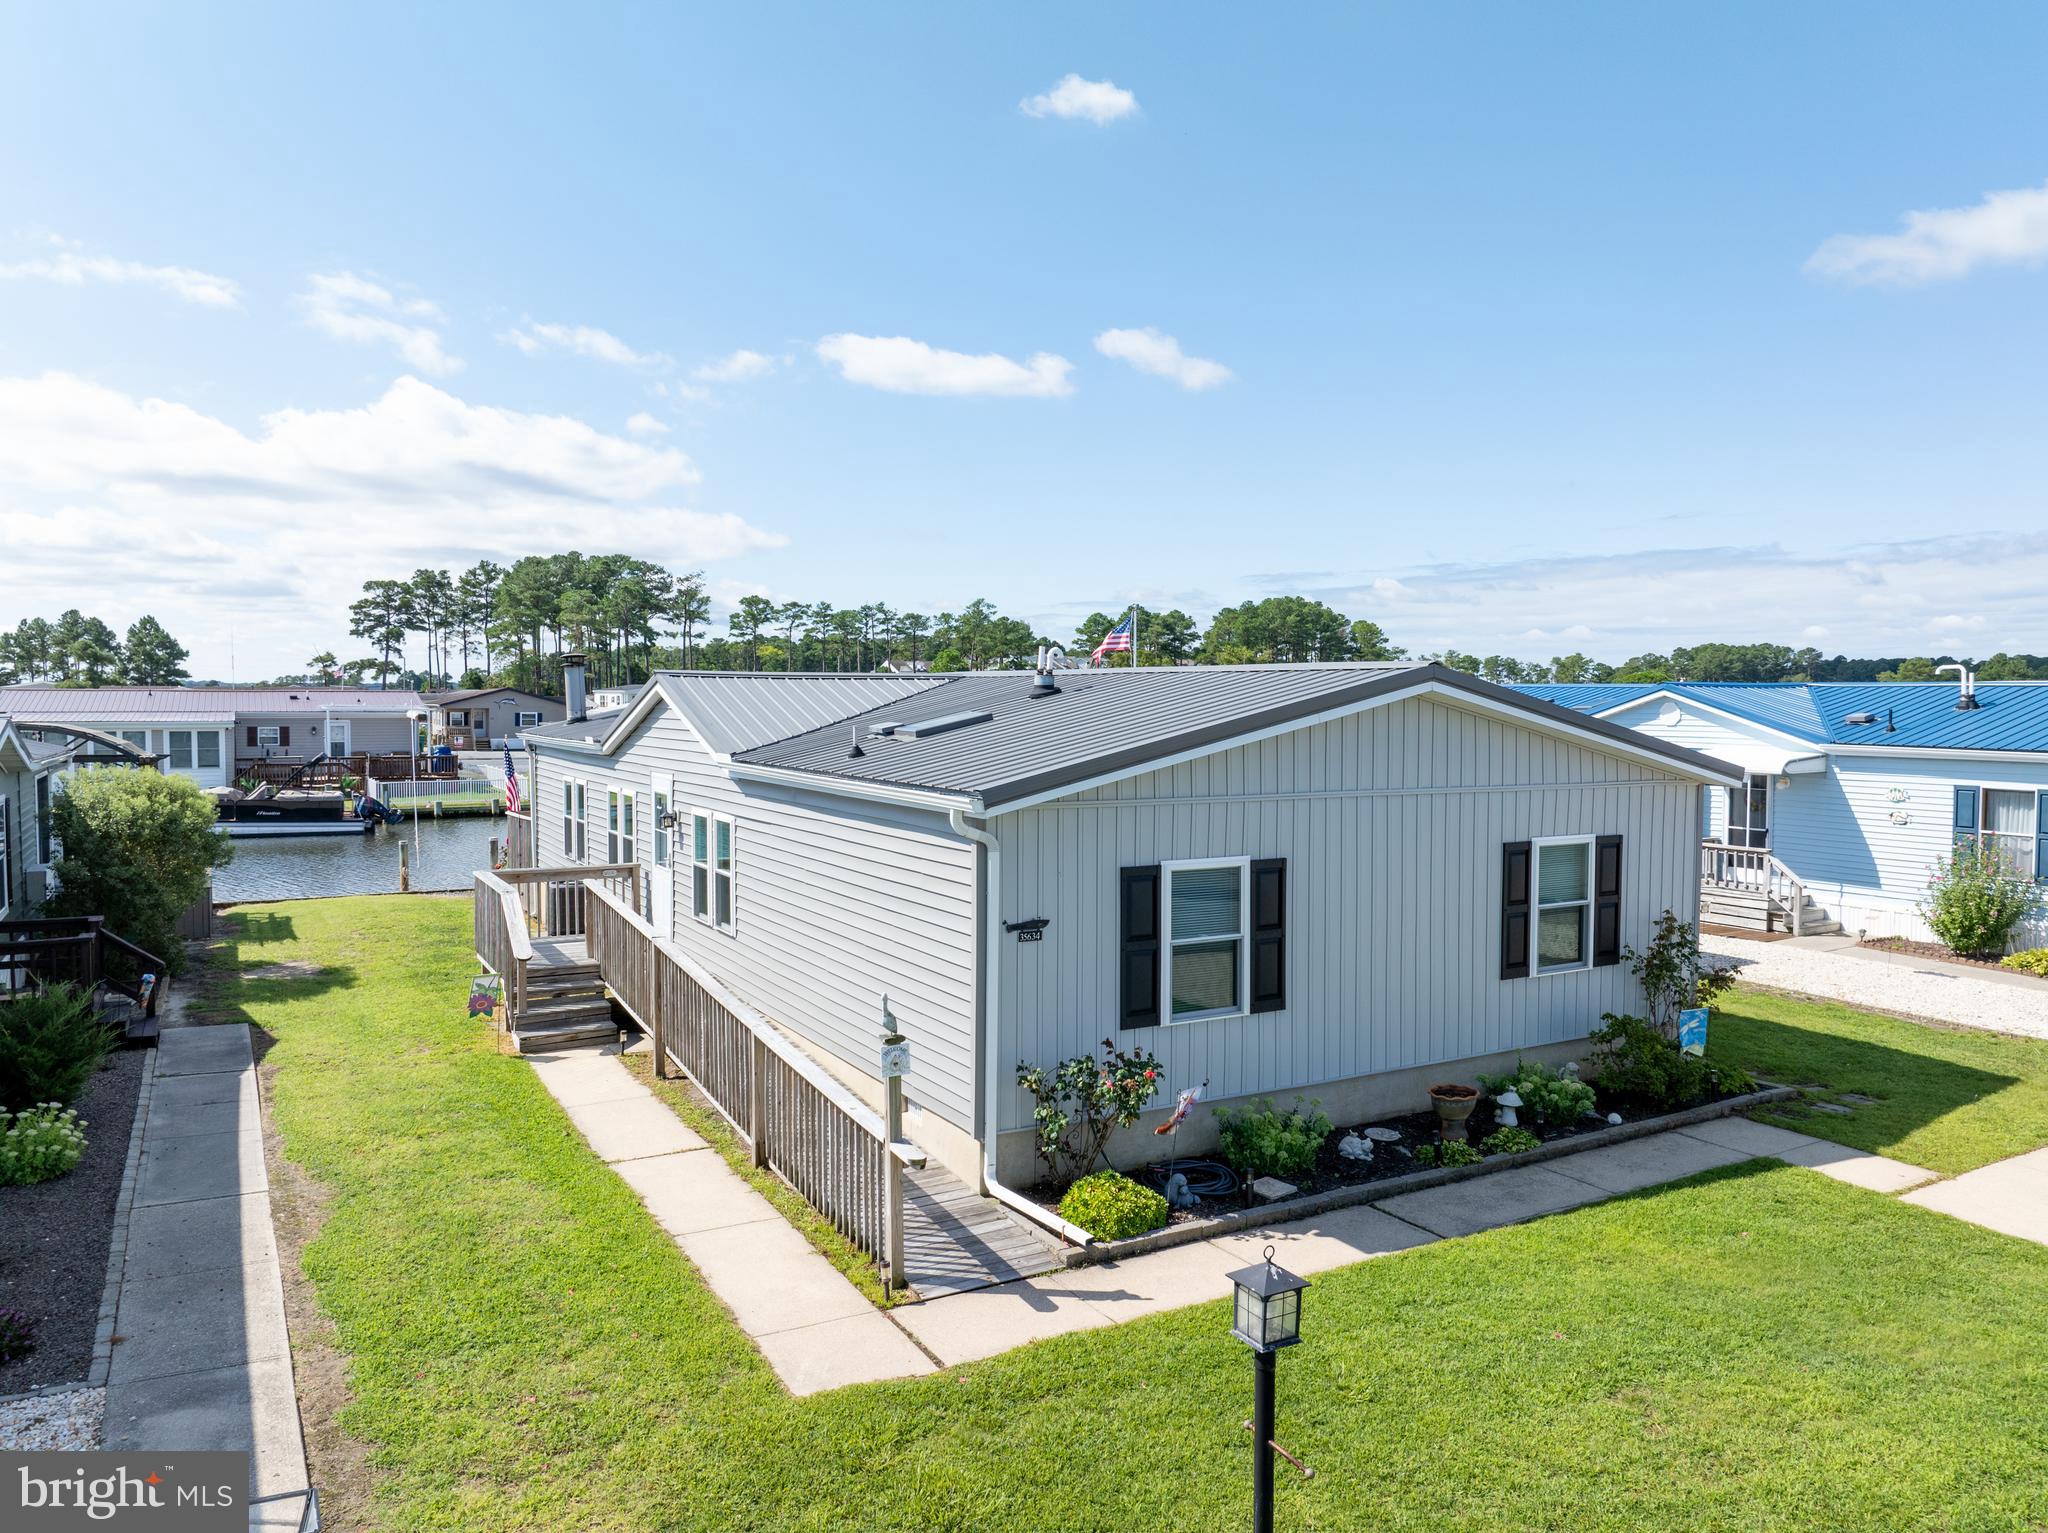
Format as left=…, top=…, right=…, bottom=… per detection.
left=214, top=816, right=504, bottom=903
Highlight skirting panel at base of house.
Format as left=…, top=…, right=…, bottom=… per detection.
left=992, top=1035, right=1595, bottom=1188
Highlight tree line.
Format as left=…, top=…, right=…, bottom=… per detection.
left=0, top=611, right=190, bottom=687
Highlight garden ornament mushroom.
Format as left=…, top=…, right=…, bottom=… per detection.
left=1495, top=1087, right=1523, bottom=1128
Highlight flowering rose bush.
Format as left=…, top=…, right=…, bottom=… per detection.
left=1017, top=1037, right=1162, bottom=1186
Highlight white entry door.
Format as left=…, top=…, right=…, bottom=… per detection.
left=322, top=719, right=352, bottom=759
left=648, top=772, right=675, bottom=937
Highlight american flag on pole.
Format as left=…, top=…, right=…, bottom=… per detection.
left=502, top=746, right=522, bottom=815
left=1090, top=611, right=1135, bottom=665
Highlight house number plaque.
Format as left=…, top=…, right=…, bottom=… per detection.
left=1005, top=917, right=1049, bottom=944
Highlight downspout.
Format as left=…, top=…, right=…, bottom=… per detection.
left=949, top=806, right=1095, bottom=1248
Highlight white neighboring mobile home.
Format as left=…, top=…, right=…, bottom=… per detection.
left=0, top=686, right=426, bottom=789
left=519, top=658, right=1740, bottom=1192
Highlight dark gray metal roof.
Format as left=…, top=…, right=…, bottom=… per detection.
left=732, top=663, right=1741, bottom=807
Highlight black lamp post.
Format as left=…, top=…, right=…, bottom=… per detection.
left=1227, top=1245, right=1309, bottom=1533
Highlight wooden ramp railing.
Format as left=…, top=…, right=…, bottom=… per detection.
left=0, top=916, right=169, bottom=1017
left=582, top=881, right=924, bottom=1286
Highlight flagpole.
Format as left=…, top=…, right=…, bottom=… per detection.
left=1131, top=603, right=1140, bottom=671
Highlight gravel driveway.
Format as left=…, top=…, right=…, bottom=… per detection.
left=1704, top=935, right=2048, bottom=1041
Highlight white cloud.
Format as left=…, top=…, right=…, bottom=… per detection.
left=815, top=334, right=1074, bottom=398
left=1093, top=327, right=1232, bottom=390
left=1806, top=179, right=2048, bottom=286
left=1020, top=73, right=1139, bottom=124
left=0, top=237, right=239, bottom=308
left=693, top=349, right=777, bottom=383
left=298, top=271, right=461, bottom=375
left=1273, top=535, right=2048, bottom=661
left=503, top=320, right=669, bottom=369
left=625, top=411, right=671, bottom=435
left=0, top=372, right=783, bottom=677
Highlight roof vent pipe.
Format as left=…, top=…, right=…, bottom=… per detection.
left=1030, top=645, right=1062, bottom=698
left=848, top=723, right=865, bottom=758
left=1936, top=663, right=1981, bottom=711
left=561, top=653, right=588, bottom=724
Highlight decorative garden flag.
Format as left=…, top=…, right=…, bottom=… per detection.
left=469, top=974, right=504, bottom=1024
left=1678, top=1007, right=1709, bottom=1056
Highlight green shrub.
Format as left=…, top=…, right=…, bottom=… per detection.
left=1057, top=1170, right=1169, bottom=1242
left=1591, top=1013, right=1754, bottom=1110
left=0, top=1103, right=89, bottom=1186
left=1213, top=1096, right=1333, bottom=1180
left=0, top=985, right=120, bottom=1114
left=1919, top=839, right=2042, bottom=958
left=1481, top=1126, right=1541, bottom=1156
left=2000, top=948, right=2048, bottom=977
left=1475, top=1059, right=1595, bottom=1125
left=1414, top=1140, right=1482, bottom=1169
left=0, top=1307, right=34, bottom=1365
left=47, top=767, right=232, bottom=974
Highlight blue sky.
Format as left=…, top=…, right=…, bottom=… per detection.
left=5, top=3, right=2048, bottom=679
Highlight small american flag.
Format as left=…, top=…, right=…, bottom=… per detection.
left=1090, top=612, right=1135, bottom=664
left=502, top=746, right=522, bottom=815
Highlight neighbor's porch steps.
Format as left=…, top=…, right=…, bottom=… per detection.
left=1699, top=882, right=1842, bottom=937
left=509, top=937, right=619, bottom=1053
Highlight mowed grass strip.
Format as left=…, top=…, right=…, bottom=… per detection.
left=228, top=899, right=2048, bottom=1532
left=1711, top=988, right=2048, bottom=1173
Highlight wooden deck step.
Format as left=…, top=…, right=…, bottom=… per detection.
left=512, top=1017, right=620, bottom=1053
left=518, top=996, right=616, bottom=1025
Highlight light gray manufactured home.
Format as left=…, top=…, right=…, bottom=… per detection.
left=519, top=660, right=1740, bottom=1194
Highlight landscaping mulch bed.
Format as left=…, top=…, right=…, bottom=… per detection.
left=1025, top=1088, right=1747, bottom=1229
left=0, top=1051, right=144, bottom=1395
left=1859, top=937, right=2043, bottom=978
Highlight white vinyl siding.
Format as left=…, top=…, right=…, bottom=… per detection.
left=996, top=693, right=1697, bottom=1135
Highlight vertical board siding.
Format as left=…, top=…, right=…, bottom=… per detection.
left=994, top=696, right=1698, bottom=1135
left=529, top=705, right=979, bottom=1129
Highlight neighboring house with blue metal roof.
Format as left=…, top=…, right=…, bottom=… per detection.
left=510, top=656, right=1739, bottom=1216
left=1515, top=676, right=2048, bottom=944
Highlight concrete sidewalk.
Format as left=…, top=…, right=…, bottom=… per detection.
left=101, top=1022, right=312, bottom=1529
left=527, top=1045, right=934, bottom=1396
left=1902, top=1146, right=2048, bottom=1247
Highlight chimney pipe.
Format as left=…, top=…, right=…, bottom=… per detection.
left=1030, top=645, right=1062, bottom=698
left=561, top=653, right=588, bottom=724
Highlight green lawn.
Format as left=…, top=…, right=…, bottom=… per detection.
left=1710, top=988, right=2048, bottom=1174
left=211, top=899, right=2048, bottom=1532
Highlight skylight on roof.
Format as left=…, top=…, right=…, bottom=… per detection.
left=897, top=710, right=993, bottom=739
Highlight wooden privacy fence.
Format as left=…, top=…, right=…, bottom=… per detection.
left=582, top=882, right=924, bottom=1285
left=503, top=810, right=532, bottom=869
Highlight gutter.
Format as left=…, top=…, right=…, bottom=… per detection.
left=948, top=806, right=1095, bottom=1249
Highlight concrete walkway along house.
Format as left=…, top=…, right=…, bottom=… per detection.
left=497, top=655, right=1740, bottom=1257
left=1517, top=672, right=2048, bottom=944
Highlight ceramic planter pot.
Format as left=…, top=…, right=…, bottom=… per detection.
left=1429, top=1083, right=1480, bottom=1142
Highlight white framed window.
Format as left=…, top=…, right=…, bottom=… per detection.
left=689, top=811, right=735, bottom=930
left=1972, top=786, right=2041, bottom=880
left=560, top=778, right=588, bottom=861
left=607, top=789, right=636, bottom=864
left=515, top=710, right=542, bottom=728
left=34, top=774, right=54, bottom=867
left=168, top=730, right=194, bottom=770
left=120, top=729, right=150, bottom=751
left=197, top=732, right=221, bottom=769
left=1162, top=858, right=1249, bottom=1022
left=573, top=780, right=588, bottom=860
left=561, top=779, right=575, bottom=858
left=652, top=789, right=670, bottom=870
left=1534, top=836, right=1593, bottom=974
left=256, top=725, right=281, bottom=749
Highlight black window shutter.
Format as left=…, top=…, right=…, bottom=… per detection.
left=1501, top=841, right=1532, bottom=980
left=246, top=725, right=258, bottom=747
left=1249, top=858, right=1287, bottom=1013
left=1593, top=835, right=1624, bottom=967
left=279, top=725, right=290, bottom=748
left=1119, top=865, right=1161, bottom=1029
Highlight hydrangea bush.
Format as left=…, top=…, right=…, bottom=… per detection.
left=0, top=1103, right=89, bottom=1186
left=1920, top=840, right=2042, bottom=957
